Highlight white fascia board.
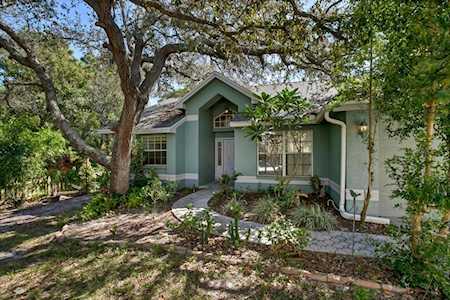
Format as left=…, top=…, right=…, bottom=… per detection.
left=230, top=120, right=251, bottom=127
left=186, top=114, right=198, bottom=121
left=158, top=173, right=198, bottom=181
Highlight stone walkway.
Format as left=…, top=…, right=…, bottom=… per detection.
left=172, top=189, right=391, bottom=257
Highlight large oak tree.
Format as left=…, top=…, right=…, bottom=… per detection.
left=0, top=0, right=344, bottom=193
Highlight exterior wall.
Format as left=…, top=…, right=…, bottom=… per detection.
left=183, top=79, right=251, bottom=186
left=234, top=123, right=341, bottom=197
left=142, top=78, right=252, bottom=188
left=198, top=109, right=214, bottom=185
left=325, top=113, right=344, bottom=205
left=344, top=110, right=413, bottom=218
left=135, top=76, right=413, bottom=219
left=184, top=79, right=251, bottom=114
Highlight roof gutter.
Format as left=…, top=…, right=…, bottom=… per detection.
left=324, top=111, right=390, bottom=225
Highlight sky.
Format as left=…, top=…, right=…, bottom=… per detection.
left=52, top=0, right=315, bottom=104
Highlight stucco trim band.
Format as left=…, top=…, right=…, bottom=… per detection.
left=158, top=173, right=199, bottom=181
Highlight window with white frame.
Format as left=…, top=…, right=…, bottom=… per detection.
left=214, top=110, right=234, bottom=128
left=143, top=135, right=167, bottom=165
left=257, top=130, right=313, bottom=176
left=257, top=133, right=283, bottom=176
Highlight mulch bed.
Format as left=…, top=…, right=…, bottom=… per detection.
left=209, top=191, right=388, bottom=235
left=168, top=232, right=397, bottom=284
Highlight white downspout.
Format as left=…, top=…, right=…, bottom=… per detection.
left=324, top=111, right=390, bottom=225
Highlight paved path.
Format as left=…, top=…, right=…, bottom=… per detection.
left=0, top=195, right=90, bottom=262
left=0, top=195, right=90, bottom=233
left=172, top=189, right=391, bottom=257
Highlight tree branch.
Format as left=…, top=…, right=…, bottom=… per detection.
left=0, top=22, right=111, bottom=169
left=132, top=0, right=344, bottom=40
left=84, top=0, right=135, bottom=97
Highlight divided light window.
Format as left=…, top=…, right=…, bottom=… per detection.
left=257, top=130, right=312, bottom=177
left=143, top=135, right=167, bottom=166
left=214, top=110, right=234, bottom=128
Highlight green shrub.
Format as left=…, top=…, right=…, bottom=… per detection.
left=228, top=217, right=241, bottom=247
left=269, top=177, right=302, bottom=211
left=227, top=195, right=242, bottom=217
left=261, top=216, right=310, bottom=256
left=142, top=179, right=176, bottom=207
left=168, top=208, right=214, bottom=246
left=81, top=176, right=176, bottom=220
left=291, top=204, right=337, bottom=231
left=380, top=225, right=450, bottom=297
left=252, top=196, right=281, bottom=223
left=80, top=193, right=122, bottom=220
left=226, top=201, right=242, bottom=247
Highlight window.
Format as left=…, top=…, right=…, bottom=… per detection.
left=214, top=110, right=234, bottom=128
left=217, top=141, right=222, bottom=166
left=285, top=130, right=312, bottom=176
left=143, top=135, right=167, bottom=165
left=257, top=130, right=312, bottom=176
left=257, top=133, right=283, bottom=176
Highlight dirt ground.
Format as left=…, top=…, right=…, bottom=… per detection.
left=0, top=195, right=422, bottom=299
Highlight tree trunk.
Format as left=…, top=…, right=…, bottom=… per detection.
left=439, top=211, right=450, bottom=236
left=360, top=106, right=374, bottom=226
left=411, top=99, right=437, bottom=253
left=109, top=97, right=139, bottom=194
left=360, top=15, right=374, bottom=226
left=438, top=138, right=450, bottom=236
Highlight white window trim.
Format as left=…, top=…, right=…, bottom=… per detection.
left=256, top=130, right=313, bottom=177
left=143, top=135, right=168, bottom=167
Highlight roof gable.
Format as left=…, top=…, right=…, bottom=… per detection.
left=180, top=72, right=256, bottom=105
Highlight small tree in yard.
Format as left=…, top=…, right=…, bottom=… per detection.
left=362, top=0, right=449, bottom=296
left=0, top=0, right=344, bottom=194
left=332, top=0, right=385, bottom=226
left=370, top=0, right=449, bottom=247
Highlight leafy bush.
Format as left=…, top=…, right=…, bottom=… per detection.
left=227, top=197, right=242, bottom=217
left=291, top=204, right=337, bottom=231
left=380, top=224, right=450, bottom=297
left=80, top=193, right=122, bottom=220
left=269, top=177, right=302, bottom=211
left=218, top=172, right=241, bottom=197
left=228, top=217, right=241, bottom=247
left=261, top=216, right=310, bottom=256
left=168, top=208, right=214, bottom=246
left=80, top=175, right=176, bottom=220
left=252, top=196, right=281, bottom=223
left=226, top=201, right=242, bottom=247
left=225, top=192, right=246, bottom=218
left=0, top=113, right=78, bottom=205
left=142, top=179, right=176, bottom=207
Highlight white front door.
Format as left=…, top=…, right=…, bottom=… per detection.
left=215, top=138, right=235, bottom=180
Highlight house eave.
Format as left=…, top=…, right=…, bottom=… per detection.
left=97, top=116, right=186, bottom=135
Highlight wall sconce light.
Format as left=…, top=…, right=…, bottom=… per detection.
left=357, top=121, right=368, bottom=136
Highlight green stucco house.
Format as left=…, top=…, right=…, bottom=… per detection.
left=101, top=72, right=413, bottom=223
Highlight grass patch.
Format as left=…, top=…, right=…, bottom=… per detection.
left=0, top=238, right=402, bottom=299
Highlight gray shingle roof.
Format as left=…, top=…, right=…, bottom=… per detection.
left=135, top=101, right=184, bottom=131
left=132, top=74, right=336, bottom=132
left=248, top=81, right=336, bottom=101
